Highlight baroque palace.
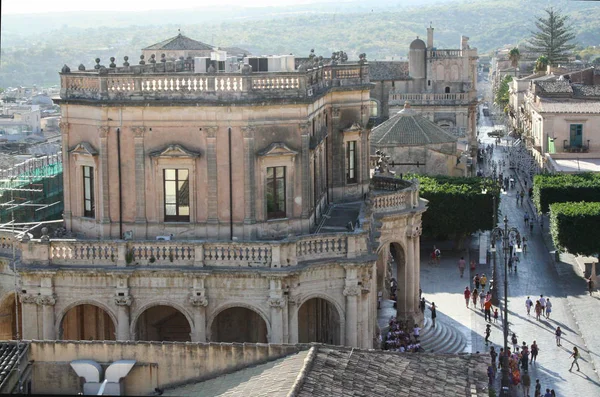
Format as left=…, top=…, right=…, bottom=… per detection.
left=0, top=34, right=426, bottom=355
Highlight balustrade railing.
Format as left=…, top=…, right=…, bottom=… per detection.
left=389, top=92, right=471, bottom=105
left=16, top=233, right=369, bottom=268
left=368, top=176, right=417, bottom=213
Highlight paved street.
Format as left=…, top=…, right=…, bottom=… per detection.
left=419, top=107, right=600, bottom=396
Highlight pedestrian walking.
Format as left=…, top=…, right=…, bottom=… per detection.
left=473, top=273, right=480, bottom=290
left=539, top=295, right=546, bottom=313
left=479, top=290, right=486, bottom=310
left=586, top=276, right=594, bottom=296
left=512, top=253, right=519, bottom=272
left=530, top=341, right=539, bottom=364
left=458, top=256, right=466, bottom=277
left=522, top=371, right=531, bottom=397
left=485, top=324, right=491, bottom=345
left=525, top=296, right=533, bottom=316
left=534, top=379, right=541, bottom=397
left=522, top=236, right=527, bottom=253
left=520, top=190, right=525, bottom=204
left=498, top=348, right=504, bottom=370
left=472, top=288, right=479, bottom=308
left=480, top=273, right=488, bottom=291
left=490, top=346, right=498, bottom=368
left=524, top=212, right=529, bottom=226
left=555, top=327, right=562, bottom=346
left=569, top=346, right=580, bottom=371
left=464, top=286, right=471, bottom=308
left=434, top=246, right=441, bottom=265
left=430, top=302, right=437, bottom=328
left=545, top=298, right=552, bottom=319
left=420, top=297, right=426, bottom=313
left=535, top=301, right=542, bottom=321
left=484, top=299, right=493, bottom=322
left=487, top=364, right=495, bottom=385
left=493, top=308, right=499, bottom=323
left=530, top=221, right=534, bottom=233
left=511, top=332, right=518, bottom=351
left=413, top=324, right=421, bottom=342
left=544, top=389, right=551, bottom=397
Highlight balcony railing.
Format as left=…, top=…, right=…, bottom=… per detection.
left=12, top=231, right=370, bottom=269
left=59, top=63, right=369, bottom=102
left=563, top=140, right=590, bottom=153
left=368, top=175, right=418, bottom=213
left=389, top=92, right=472, bottom=106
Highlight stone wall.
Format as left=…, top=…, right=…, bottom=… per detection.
left=28, top=340, right=302, bottom=395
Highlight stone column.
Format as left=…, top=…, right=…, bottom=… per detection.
left=205, top=127, right=219, bottom=234
left=287, top=297, right=299, bottom=344
left=406, top=235, right=415, bottom=314
left=344, top=285, right=360, bottom=347
left=133, top=127, right=146, bottom=225
left=242, top=127, right=256, bottom=228
left=39, top=295, right=57, bottom=340
left=190, top=277, right=209, bottom=342
left=59, top=122, right=72, bottom=229
left=414, top=231, right=422, bottom=311
left=301, top=132, right=311, bottom=219
left=268, top=278, right=285, bottom=344
left=99, top=126, right=111, bottom=226
left=361, top=284, right=371, bottom=348
left=114, top=296, right=132, bottom=341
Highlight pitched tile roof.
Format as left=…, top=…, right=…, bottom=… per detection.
left=143, top=34, right=214, bottom=51
left=369, top=61, right=410, bottom=81
left=0, top=342, right=28, bottom=390
left=371, top=106, right=457, bottom=146
left=162, top=345, right=490, bottom=397
left=296, top=347, right=489, bottom=397
left=536, top=80, right=573, bottom=94
left=535, top=98, right=600, bottom=113
left=572, top=84, right=600, bottom=97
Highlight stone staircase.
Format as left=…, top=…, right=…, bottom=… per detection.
left=418, top=316, right=468, bottom=354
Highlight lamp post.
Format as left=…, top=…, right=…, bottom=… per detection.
left=484, top=180, right=501, bottom=306
left=490, top=215, right=521, bottom=396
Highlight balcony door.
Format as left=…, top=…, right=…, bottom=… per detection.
left=570, top=124, right=583, bottom=147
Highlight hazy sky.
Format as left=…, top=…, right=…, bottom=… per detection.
left=2, top=0, right=334, bottom=14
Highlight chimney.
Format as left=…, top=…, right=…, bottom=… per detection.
left=427, top=23, right=434, bottom=49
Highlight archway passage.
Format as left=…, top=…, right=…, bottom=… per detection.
left=61, top=304, right=115, bottom=340
left=0, top=293, right=22, bottom=340
left=390, top=242, right=406, bottom=312
left=211, top=307, right=267, bottom=343
left=298, top=298, right=340, bottom=345
left=135, top=305, right=191, bottom=342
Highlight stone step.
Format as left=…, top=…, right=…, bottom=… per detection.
left=419, top=317, right=467, bottom=354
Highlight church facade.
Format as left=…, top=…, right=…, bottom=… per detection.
left=0, top=35, right=427, bottom=349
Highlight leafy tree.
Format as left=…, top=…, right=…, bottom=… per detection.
left=550, top=201, right=600, bottom=256
left=405, top=175, right=500, bottom=241
left=533, top=173, right=600, bottom=213
left=508, top=47, right=521, bottom=68
left=534, top=55, right=549, bottom=73
left=495, top=75, right=512, bottom=108
left=525, top=8, right=576, bottom=65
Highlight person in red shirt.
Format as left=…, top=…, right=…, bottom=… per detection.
left=464, top=287, right=471, bottom=308
left=484, top=299, right=493, bottom=322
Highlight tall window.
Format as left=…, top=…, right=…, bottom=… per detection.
left=346, top=141, right=357, bottom=184
left=569, top=124, right=583, bottom=147
left=266, top=166, right=286, bottom=219
left=164, top=169, right=190, bottom=222
left=369, top=100, right=379, bottom=118
left=82, top=166, right=95, bottom=218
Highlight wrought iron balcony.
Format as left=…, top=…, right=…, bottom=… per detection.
left=563, top=139, right=590, bottom=153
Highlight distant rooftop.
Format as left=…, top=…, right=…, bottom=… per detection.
left=143, top=33, right=214, bottom=51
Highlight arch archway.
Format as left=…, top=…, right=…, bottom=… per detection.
left=0, top=293, right=22, bottom=340
left=376, top=241, right=407, bottom=317
left=134, top=305, right=192, bottom=342
left=60, top=303, right=116, bottom=340
left=298, top=297, right=341, bottom=344
left=210, top=306, right=268, bottom=343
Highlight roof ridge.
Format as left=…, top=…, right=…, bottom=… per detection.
left=286, top=346, right=318, bottom=397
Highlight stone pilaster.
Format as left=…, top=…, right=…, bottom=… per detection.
left=39, top=295, right=57, bottom=340
left=268, top=277, right=285, bottom=344
left=301, top=127, right=310, bottom=217
left=98, top=126, right=111, bottom=225
left=190, top=277, right=209, bottom=342
left=19, top=294, right=40, bottom=340
left=205, top=127, right=219, bottom=225
left=343, top=284, right=360, bottom=348
left=114, top=295, right=132, bottom=341
left=59, top=122, right=72, bottom=229
left=406, top=236, right=415, bottom=314
left=287, top=296, right=300, bottom=344
left=242, top=126, right=256, bottom=225
left=132, top=126, right=146, bottom=223
left=360, top=275, right=371, bottom=349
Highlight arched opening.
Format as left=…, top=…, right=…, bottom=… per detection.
left=298, top=298, right=340, bottom=344
left=377, top=242, right=406, bottom=318
left=0, top=293, right=22, bottom=340
left=390, top=242, right=407, bottom=313
left=211, top=307, right=267, bottom=343
left=60, top=304, right=115, bottom=340
left=135, top=305, right=191, bottom=342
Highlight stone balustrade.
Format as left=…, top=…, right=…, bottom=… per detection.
left=15, top=232, right=370, bottom=269
left=389, top=92, right=471, bottom=106
left=59, top=64, right=369, bottom=102
left=428, top=49, right=463, bottom=58
left=368, top=175, right=419, bottom=213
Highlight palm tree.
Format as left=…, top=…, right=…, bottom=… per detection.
left=534, top=56, right=549, bottom=73
left=508, top=48, right=521, bottom=69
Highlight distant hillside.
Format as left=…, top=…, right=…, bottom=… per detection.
left=1, top=0, right=599, bottom=88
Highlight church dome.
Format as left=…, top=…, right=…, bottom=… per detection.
left=371, top=102, right=457, bottom=146
left=409, top=38, right=426, bottom=50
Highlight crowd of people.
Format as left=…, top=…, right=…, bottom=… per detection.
left=382, top=317, right=422, bottom=353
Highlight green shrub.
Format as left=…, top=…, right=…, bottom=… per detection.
left=550, top=201, right=600, bottom=256
left=534, top=173, right=600, bottom=213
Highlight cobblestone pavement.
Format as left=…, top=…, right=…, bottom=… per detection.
left=419, top=109, right=600, bottom=396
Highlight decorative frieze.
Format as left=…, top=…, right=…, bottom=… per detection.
left=38, top=295, right=57, bottom=306
left=343, top=285, right=361, bottom=297
left=20, top=294, right=39, bottom=304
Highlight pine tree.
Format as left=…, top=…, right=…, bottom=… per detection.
left=526, top=8, right=576, bottom=65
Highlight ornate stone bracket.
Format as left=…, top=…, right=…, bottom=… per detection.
left=204, top=126, right=218, bottom=138
left=268, top=297, right=286, bottom=308
left=98, top=126, right=110, bottom=138
left=114, top=296, right=133, bottom=306
left=189, top=294, right=209, bottom=307
left=406, top=221, right=422, bottom=238
left=343, top=285, right=361, bottom=297
left=38, top=295, right=57, bottom=306
left=131, top=126, right=146, bottom=138
left=19, top=294, right=39, bottom=304
left=333, top=107, right=341, bottom=118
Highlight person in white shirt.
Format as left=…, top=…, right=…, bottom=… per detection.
left=525, top=296, right=533, bottom=315
left=539, top=295, right=546, bottom=313
left=545, top=298, right=552, bottom=319
left=413, top=325, right=421, bottom=342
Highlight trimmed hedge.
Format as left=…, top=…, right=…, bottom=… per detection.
left=550, top=201, right=600, bottom=256
left=533, top=173, right=600, bottom=213
left=406, top=175, right=500, bottom=238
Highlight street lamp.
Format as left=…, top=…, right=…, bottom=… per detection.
left=483, top=179, right=501, bottom=306
left=490, top=215, right=521, bottom=396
